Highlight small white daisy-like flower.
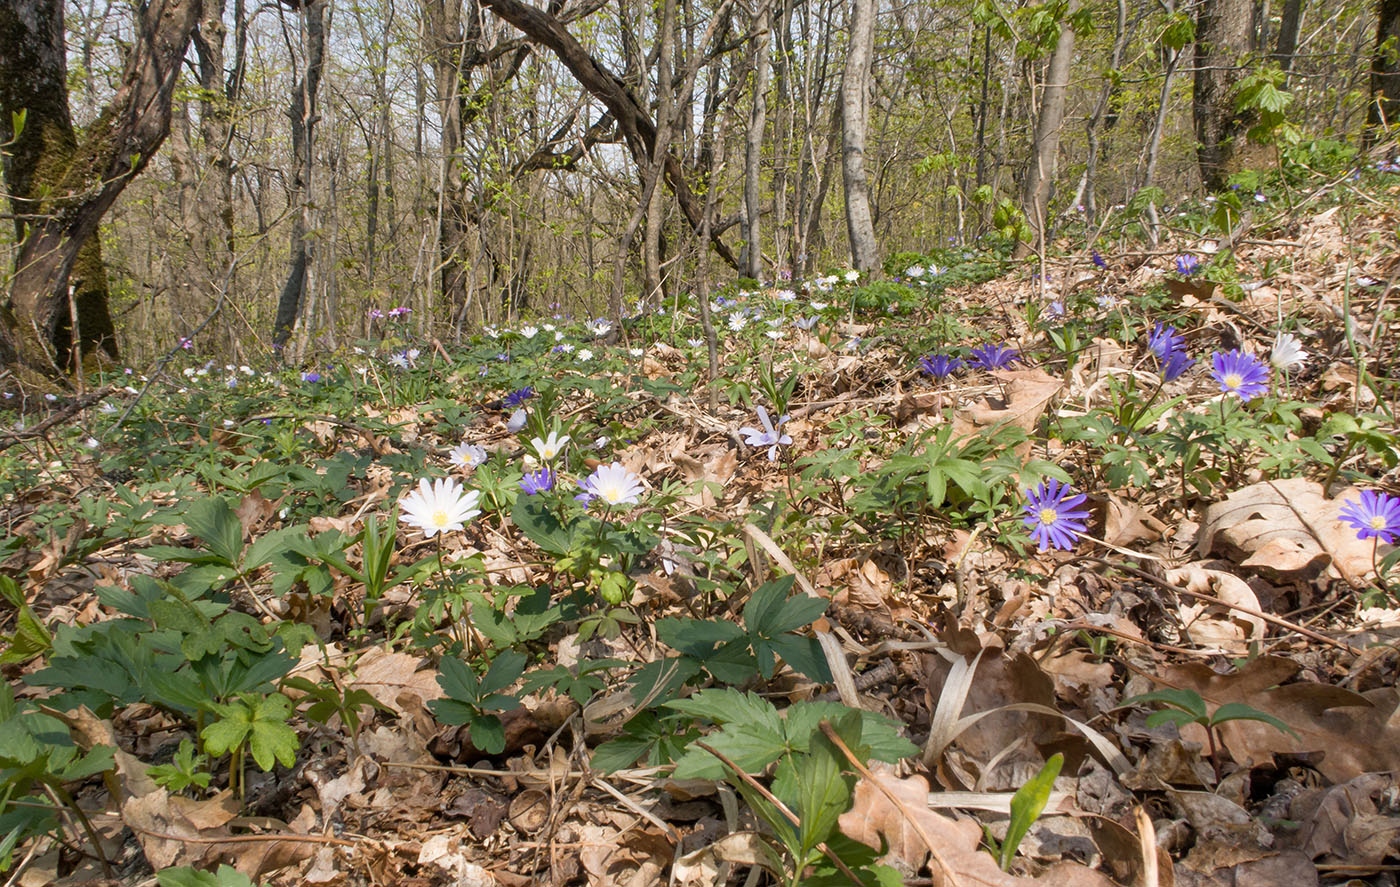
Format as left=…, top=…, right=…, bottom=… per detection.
left=99, top=402, right=119, bottom=415
left=728, top=312, right=748, bottom=331
left=521, top=325, right=539, bottom=339
left=905, top=265, right=925, bottom=278
left=240, top=365, right=255, bottom=376
left=588, top=318, right=613, bottom=336
left=543, top=323, right=556, bottom=332
left=448, top=442, right=488, bottom=471
left=775, top=289, right=796, bottom=302
left=388, top=352, right=410, bottom=370
left=222, top=419, right=235, bottom=428
left=809, top=301, right=828, bottom=311
left=578, top=462, right=645, bottom=506
left=628, top=347, right=644, bottom=358
left=399, top=477, right=482, bottom=538
left=844, top=270, right=859, bottom=282
left=1270, top=331, right=1308, bottom=372
left=531, top=431, right=571, bottom=461
left=84, top=437, right=100, bottom=448
left=577, top=348, right=593, bottom=362
left=407, top=348, right=421, bottom=362
left=688, top=338, right=705, bottom=348
left=558, top=342, right=575, bottom=354
left=507, top=409, right=528, bottom=433
left=766, top=330, right=784, bottom=340
left=484, top=326, right=500, bottom=339
left=554, top=331, right=566, bottom=342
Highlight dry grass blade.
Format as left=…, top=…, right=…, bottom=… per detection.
left=922, top=648, right=985, bottom=767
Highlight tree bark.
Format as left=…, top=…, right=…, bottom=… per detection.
left=1018, top=0, right=1079, bottom=257
left=0, top=0, right=190, bottom=378
left=1193, top=0, right=1254, bottom=190
left=840, top=0, right=877, bottom=271
left=743, top=0, right=771, bottom=279
left=1369, top=0, right=1400, bottom=132
left=1271, top=0, right=1304, bottom=74
left=273, top=0, right=328, bottom=350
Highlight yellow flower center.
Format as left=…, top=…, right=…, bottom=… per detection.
left=1038, top=508, right=1059, bottom=525
left=432, top=509, right=450, bottom=527
left=603, top=487, right=623, bottom=504
left=1223, top=372, right=1243, bottom=389
left=543, top=447, right=557, bottom=459
left=1372, top=515, right=1387, bottom=530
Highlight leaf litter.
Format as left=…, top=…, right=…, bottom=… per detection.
left=3, top=188, right=1400, bottom=886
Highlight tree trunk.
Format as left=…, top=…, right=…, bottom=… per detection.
left=1193, top=0, right=1254, bottom=190
left=840, top=0, right=877, bottom=271
left=0, top=0, right=199, bottom=380
left=1018, top=0, right=1078, bottom=257
left=1271, top=0, right=1304, bottom=74
left=274, top=0, right=328, bottom=350
left=1369, top=0, right=1400, bottom=132
left=192, top=0, right=237, bottom=343
left=743, top=0, right=771, bottom=279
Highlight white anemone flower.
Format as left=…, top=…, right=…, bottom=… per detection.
left=844, top=270, right=859, bottom=282
left=399, top=477, right=482, bottom=538
left=905, top=265, right=925, bottom=278
left=532, top=431, right=571, bottom=462
left=628, top=347, right=645, bottom=357
left=507, top=409, right=528, bottom=433
left=809, top=301, right=829, bottom=311
left=728, top=312, right=748, bottom=332
left=521, top=325, right=539, bottom=339
left=1271, top=332, right=1308, bottom=372
left=388, top=352, right=410, bottom=370
left=687, top=338, right=705, bottom=348
left=577, top=348, right=593, bottom=362
left=739, top=406, right=793, bottom=461
left=448, top=442, right=488, bottom=471
left=588, top=318, right=613, bottom=336
left=775, top=289, right=796, bottom=302
left=578, top=462, right=646, bottom=506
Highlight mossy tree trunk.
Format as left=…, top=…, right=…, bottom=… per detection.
left=1369, top=0, right=1400, bottom=134
left=1193, top=0, right=1254, bottom=191
left=0, top=0, right=201, bottom=382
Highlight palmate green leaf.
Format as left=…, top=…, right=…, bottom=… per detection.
left=666, top=688, right=782, bottom=732
left=182, top=496, right=245, bottom=566
left=247, top=708, right=298, bottom=771
left=783, top=703, right=916, bottom=762
left=156, top=864, right=258, bottom=887
left=656, top=616, right=746, bottom=657
left=467, top=713, right=506, bottom=755
left=741, top=576, right=798, bottom=634
left=764, top=634, right=831, bottom=683
left=511, top=496, right=576, bottom=556
left=435, top=655, right=482, bottom=703
left=478, top=650, right=528, bottom=697
left=426, top=697, right=477, bottom=726
left=671, top=721, right=790, bottom=780
left=794, top=724, right=855, bottom=859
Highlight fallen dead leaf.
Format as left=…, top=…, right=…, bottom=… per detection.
left=1156, top=656, right=1400, bottom=782
left=1195, top=478, right=1379, bottom=585
left=838, top=765, right=1117, bottom=885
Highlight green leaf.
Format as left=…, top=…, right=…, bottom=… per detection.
left=468, top=713, right=506, bottom=754
left=657, top=617, right=746, bottom=657
left=1000, top=753, right=1063, bottom=869
left=742, top=575, right=798, bottom=633
left=794, top=721, right=855, bottom=858
left=1124, top=688, right=1208, bottom=721
left=511, top=496, right=576, bottom=556
left=245, top=694, right=298, bottom=771
left=435, top=656, right=482, bottom=702
left=183, top=496, right=245, bottom=566
left=1208, top=702, right=1300, bottom=739
left=666, top=688, right=781, bottom=732
left=157, top=864, right=258, bottom=887
left=478, top=650, right=528, bottom=697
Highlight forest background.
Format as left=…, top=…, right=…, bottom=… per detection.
left=0, top=0, right=1394, bottom=377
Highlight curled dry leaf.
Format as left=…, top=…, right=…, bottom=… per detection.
left=838, top=764, right=1118, bottom=885
left=1195, top=478, right=1378, bottom=585
left=953, top=368, right=1063, bottom=459
left=1293, top=772, right=1400, bottom=865
left=1166, top=563, right=1266, bottom=654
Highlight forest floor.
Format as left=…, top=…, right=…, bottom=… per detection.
left=3, top=155, right=1400, bottom=887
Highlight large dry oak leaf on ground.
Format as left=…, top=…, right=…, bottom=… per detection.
left=839, top=765, right=1119, bottom=886
left=1157, top=656, right=1400, bottom=782
left=1195, top=478, right=1378, bottom=584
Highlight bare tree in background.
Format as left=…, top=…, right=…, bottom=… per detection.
left=840, top=0, right=877, bottom=271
